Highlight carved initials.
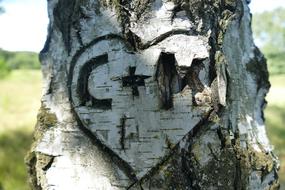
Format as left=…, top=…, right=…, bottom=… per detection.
left=77, top=53, right=112, bottom=109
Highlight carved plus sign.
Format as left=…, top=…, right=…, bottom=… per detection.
left=122, top=67, right=150, bottom=96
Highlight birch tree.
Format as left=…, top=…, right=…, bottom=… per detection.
left=26, top=0, right=280, bottom=189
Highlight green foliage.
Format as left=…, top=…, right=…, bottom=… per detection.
left=0, top=49, right=40, bottom=73
left=266, top=52, right=285, bottom=75
left=6, top=52, right=40, bottom=70
left=252, top=8, right=285, bottom=52
left=0, top=58, right=11, bottom=79
left=265, top=75, right=285, bottom=186
left=0, top=129, right=32, bottom=190
left=265, top=105, right=285, bottom=187
left=265, top=105, right=285, bottom=154
left=252, top=8, right=285, bottom=75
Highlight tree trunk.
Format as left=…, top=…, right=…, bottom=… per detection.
left=26, top=0, right=280, bottom=189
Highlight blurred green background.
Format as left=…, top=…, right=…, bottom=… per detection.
left=0, top=6, right=284, bottom=190
left=252, top=7, right=285, bottom=188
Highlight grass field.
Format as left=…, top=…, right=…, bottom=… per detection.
left=0, top=70, right=284, bottom=189
left=265, top=75, right=285, bottom=188
left=0, top=70, right=41, bottom=190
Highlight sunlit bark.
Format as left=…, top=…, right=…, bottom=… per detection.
left=26, top=0, right=279, bottom=189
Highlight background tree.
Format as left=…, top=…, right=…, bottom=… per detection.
left=26, top=0, right=280, bottom=189
left=252, top=8, right=285, bottom=75
left=0, top=50, right=40, bottom=78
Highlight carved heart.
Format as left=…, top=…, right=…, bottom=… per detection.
left=69, top=34, right=210, bottom=178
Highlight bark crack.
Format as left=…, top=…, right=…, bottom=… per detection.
left=118, top=115, right=127, bottom=150
left=42, top=156, right=55, bottom=172
left=127, top=109, right=213, bottom=189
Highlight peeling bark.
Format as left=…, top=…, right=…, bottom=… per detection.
left=27, top=0, right=280, bottom=189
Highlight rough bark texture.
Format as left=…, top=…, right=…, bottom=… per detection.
left=26, top=0, right=280, bottom=189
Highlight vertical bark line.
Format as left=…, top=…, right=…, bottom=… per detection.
left=26, top=152, right=43, bottom=190
left=119, top=115, right=127, bottom=150
left=53, top=0, right=76, bottom=53
left=156, top=52, right=181, bottom=109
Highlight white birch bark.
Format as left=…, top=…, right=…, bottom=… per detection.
left=26, top=0, right=280, bottom=189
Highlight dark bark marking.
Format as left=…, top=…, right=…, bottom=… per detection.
left=246, top=47, right=270, bottom=90
left=46, top=76, right=54, bottom=95
left=53, top=0, right=76, bottom=53
left=122, top=66, right=151, bottom=96
left=42, top=156, right=55, bottom=172
left=140, top=29, right=197, bottom=49
left=156, top=53, right=208, bottom=110
left=77, top=53, right=112, bottom=109
left=53, top=0, right=95, bottom=53
left=217, top=127, right=227, bottom=149
left=207, top=143, right=220, bottom=161
left=234, top=160, right=242, bottom=190
left=118, top=115, right=127, bottom=150
left=25, top=152, right=43, bottom=190
left=68, top=34, right=132, bottom=106
left=156, top=53, right=174, bottom=109
left=156, top=52, right=185, bottom=110
left=185, top=58, right=206, bottom=94
left=170, top=4, right=183, bottom=24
